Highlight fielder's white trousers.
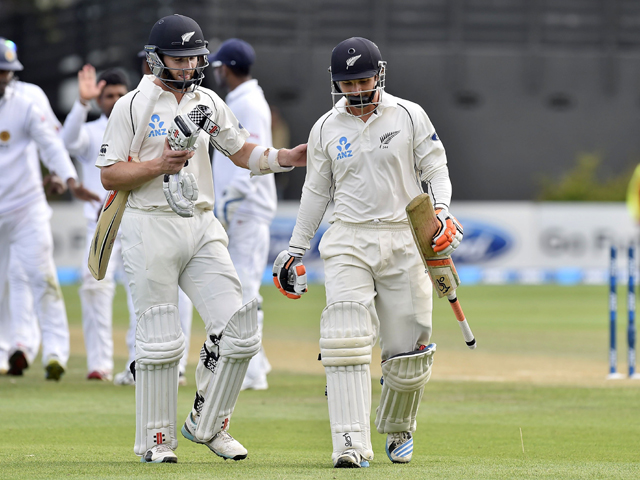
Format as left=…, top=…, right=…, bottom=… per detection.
left=227, top=214, right=272, bottom=382
left=120, top=208, right=242, bottom=337
left=8, top=254, right=41, bottom=364
left=0, top=199, right=69, bottom=367
left=319, top=220, right=433, bottom=361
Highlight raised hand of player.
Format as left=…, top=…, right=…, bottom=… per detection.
left=78, top=64, right=106, bottom=105
left=277, top=143, right=307, bottom=168
left=432, top=208, right=463, bottom=256
left=158, top=138, right=194, bottom=175
left=273, top=250, right=308, bottom=299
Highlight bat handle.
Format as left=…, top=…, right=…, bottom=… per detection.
left=447, top=293, right=477, bottom=349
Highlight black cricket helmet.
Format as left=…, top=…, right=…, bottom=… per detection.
left=0, top=38, right=23, bottom=71
left=329, top=37, right=386, bottom=116
left=144, top=14, right=210, bottom=92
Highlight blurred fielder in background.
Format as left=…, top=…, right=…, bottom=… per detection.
left=273, top=37, right=463, bottom=468
left=0, top=37, right=96, bottom=381
left=1, top=37, right=64, bottom=377
left=97, top=14, right=305, bottom=463
left=62, top=63, right=195, bottom=385
left=210, top=38, right=274, bottom=391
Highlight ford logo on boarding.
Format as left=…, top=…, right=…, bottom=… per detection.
left=451, top=220, right=512, bottom=264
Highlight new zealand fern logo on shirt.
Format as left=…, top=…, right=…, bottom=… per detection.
left=336, top=137, right=353, bottom=159
left=148, top=114, right=167, bottom=137
left=380, top=130, right=400, bottom=149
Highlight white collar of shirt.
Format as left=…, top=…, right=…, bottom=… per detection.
left=225, top=78, right=260, bottom=103
left=335, top=90, right=397, bottom=116
left=138, top=74, right=197, bottom=102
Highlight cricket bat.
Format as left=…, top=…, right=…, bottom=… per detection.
left=406, top=193, right=476, bottom=349
left=87, top=89, right=161, bottom=280
left=87, top=159, right=136, bottom=280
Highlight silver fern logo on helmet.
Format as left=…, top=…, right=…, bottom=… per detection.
left=181, top=32, right=195, bottom=45
left=346, top=55, right=361, bottom=69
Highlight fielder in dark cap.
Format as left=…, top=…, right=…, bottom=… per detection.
left=209, top=38, right=256, bottom=89
left=209, top=38, right=276, bottom=393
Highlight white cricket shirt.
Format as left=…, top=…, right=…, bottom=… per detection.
left=9, top=80, right=62, bottom=184
left=97, top=75, right=249, bottom=212
left=0, top=87, right=77, bottom=215
left=62, top=99, right=108, bottom=220
left=290, top=92, right=452, bottom=252
left=212, top=79, right=277, bottom=222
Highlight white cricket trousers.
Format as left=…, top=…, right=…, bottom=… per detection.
left=120, top=208, right=242, bottom=336
left=0, top=199, right=69, bottom=367
left=227, top=215, right=272, bottom=380
left=8, top=254, right=41, bottom=364
left=319, top=220, right=433, bottom=360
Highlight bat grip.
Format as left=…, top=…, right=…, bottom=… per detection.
left=447, top=294, right=477, bottom=349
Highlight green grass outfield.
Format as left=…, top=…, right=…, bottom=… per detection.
left=1, top=284, right=639, bottom=479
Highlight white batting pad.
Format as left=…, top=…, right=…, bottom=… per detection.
left=194, top=299, right=260, bottom=442
left=375, top=343, right=436, bottom=434
left=134, top=304, right=185, bottom=456
left=320, top=302, right=375, bottom=463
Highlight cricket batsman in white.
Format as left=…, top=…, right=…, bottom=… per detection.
left=273, top=37, right=463, bottom=468
left=97, top=14, right=306, bottom=463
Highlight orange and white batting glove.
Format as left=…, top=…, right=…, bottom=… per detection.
left=273, top=249, right=308, bottom=299
left=432, top=208, right=463, bottom=256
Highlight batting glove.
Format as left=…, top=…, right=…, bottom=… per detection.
left=273, top=250, right=308, bottom=299
left=163, top=170, right=199, bottom=218
left=216, top=185, right=245, bottom=230
left=432, top=208, right=463, bottom=256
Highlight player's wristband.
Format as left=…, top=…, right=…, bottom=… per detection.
left=288, top=246, right=306, bottom=257
left=248, top=145, right=293, bottom=176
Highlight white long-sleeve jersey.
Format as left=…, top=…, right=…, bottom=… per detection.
left=0, top=86, right=77, bottom=215
left=9, top=80, right=62, bottom=184
left=290, top=92, right=452, bottom=253
left=97, top=75, right=248, bottom=212
left=212, top=79, right=277, bottom=222
left=62, top=99, right=107, bottom=221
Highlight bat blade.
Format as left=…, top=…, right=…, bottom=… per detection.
left=406, top=193, right=476, bottom=349
left=87, top=189, right=130, bottom=280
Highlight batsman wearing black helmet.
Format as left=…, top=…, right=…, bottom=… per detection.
left=97, top=14, right=306, bottom=464
left=273, top=37, right=463, bottom=468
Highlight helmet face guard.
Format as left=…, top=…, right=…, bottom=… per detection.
left=330, top=61, right=386, bottom=117
left=145, top=46, right=209, bottom=94
left=144, top=14, right=210, bottom=93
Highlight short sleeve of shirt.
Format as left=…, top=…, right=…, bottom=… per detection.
left=96, top=94, right=134, bottom=168
left=207, top=95, right=250, bottom=157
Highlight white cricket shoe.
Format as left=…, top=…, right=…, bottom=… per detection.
left=386, top=432, right=413, bottom=463
left=114, top=369, right=135, bottom=386
left=334, top=448, right=370, bottom=468
left=240, top=373, right=268, bottom=391
left=181, top=412, right=248, bottom=460
left=140, top=444, right=177, bottom=463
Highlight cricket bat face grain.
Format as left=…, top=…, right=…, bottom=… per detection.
left=87, top=189, right=130, bottom=280
left=406, top=193, right=460, bottom=298
left=406, top=194, right=476, bottom=349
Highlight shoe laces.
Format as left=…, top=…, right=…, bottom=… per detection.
left=154, top=444, right=174, bottom=453
left=389, top=432, right=411, bottom=446
left=214, top=431, right=234, bottom=443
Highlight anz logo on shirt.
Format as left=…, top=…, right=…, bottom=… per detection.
left=148, top=114, right=167, bottom=137
left=336, top=137, right=353, bottom=160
